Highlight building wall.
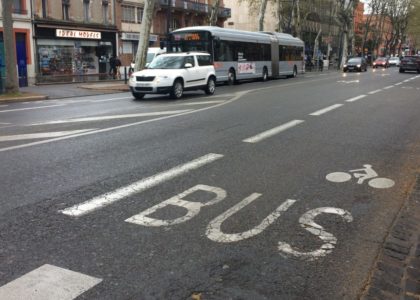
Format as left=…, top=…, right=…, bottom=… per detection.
left=0, top=0, right=35, bottom=86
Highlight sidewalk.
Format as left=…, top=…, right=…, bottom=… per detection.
left=0, top=81, right=129, bottom=103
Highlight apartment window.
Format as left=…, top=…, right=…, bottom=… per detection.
left=83, top=0, right=90, bottom=22
left=136, top=7, right=143, bottom=23
left=122, top=5, right=135, bottom=23
left=13, top=0, right=26, bottom=14
left=62, top=0, right=70, bottom=21
left=102, top=0, right=109, bottom=24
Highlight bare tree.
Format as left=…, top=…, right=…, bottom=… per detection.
left=336, top=0, right=356, bottom=68
left=134, top=0, right=156, bottom=71
left=209, top=0, right=221, bottom=26
left=2, top=0, right=19, bottom=94
left=258, top=0, right=269, bottom=31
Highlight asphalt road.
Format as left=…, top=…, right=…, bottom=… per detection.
left=0, top=68, right=420, bottom=299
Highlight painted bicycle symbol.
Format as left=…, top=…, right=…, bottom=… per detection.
left=326, top=164, right=395, bottom=189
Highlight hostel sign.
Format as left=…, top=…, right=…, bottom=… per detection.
left=56, top=29, right=101, bottom=40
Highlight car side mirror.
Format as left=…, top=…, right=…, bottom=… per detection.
left=184, top=63, right=193, bottom=68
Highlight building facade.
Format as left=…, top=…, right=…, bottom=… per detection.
left=0, top=0, right=34, bottom=87
left=32, top=0, right=118, bottom=83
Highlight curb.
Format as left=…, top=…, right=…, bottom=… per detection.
left=0, top=95, right=48, bottom=103
left=361, top=175, right=420, bottom=299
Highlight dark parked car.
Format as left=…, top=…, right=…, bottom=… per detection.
left=399, top=56, right=420, bottom=73
left=373, top=57, right=389, bottom=68
left=343, top=57, right=368, bottom=72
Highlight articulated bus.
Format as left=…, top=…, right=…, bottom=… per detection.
left=166, top=26, right=304, bottom=84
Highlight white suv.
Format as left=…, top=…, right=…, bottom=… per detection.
left=129, top=52, right=216, bottom=100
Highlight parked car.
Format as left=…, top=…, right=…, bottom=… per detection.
left=399, top=56, right=420, bottom=73
left=388, top=56, right=401, bottom=67
left=372, top=57, right=389, bottom=68
left=343, top=57, right=368, bottom=72
left=129, top=52, right=216, bottom=100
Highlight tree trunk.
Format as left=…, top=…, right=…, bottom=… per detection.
left=313, top=27, right=322, bottom=61
left=2, top=0, right=19, bottom=94
left=295, top=0, right=301, bottom=38
left=134, top=0, right=156, bottom=71
left=258, top=0, right=268, bottom=31
left=340, top=27, right=349, bottom=69
left=209, top=0, right=220, bottom=26
left=276, top=0, right=283, bottom=32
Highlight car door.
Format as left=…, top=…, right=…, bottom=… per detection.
left=183, top=55, right=199, bottom=88
left=196, top=55, right=212, bottom=86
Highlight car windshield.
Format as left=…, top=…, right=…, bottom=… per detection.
left=148, top=56, right=185, bottom=69
left=376, top=57, right=386, bottom=61
left=146, top=53, right=156, bottom=64
left=348, top=58, right=361, bottom=63
left=389, top=57, right=399, bottom=61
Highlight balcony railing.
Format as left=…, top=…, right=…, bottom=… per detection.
left=159, top=0, right=231, bottom=19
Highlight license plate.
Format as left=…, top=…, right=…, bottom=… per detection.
left=138, top=83, right=151, bottom=87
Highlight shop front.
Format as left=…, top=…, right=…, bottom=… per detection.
left=34, top=24, right=117, bottom=83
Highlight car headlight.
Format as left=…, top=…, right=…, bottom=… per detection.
left=343, top=64, right=347, bottom=68
left=357, top=64, right=361, bottom=68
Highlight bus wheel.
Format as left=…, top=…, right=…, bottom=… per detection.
left=262, top=67, right=268, bottom=82
left=292, top=66, right=297, bottom=78
left=227, top=69, right=236, bottom=86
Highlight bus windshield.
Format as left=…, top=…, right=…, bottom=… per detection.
left=168, top=31, right=212, bottom=54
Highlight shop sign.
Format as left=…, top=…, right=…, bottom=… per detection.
left=56, top=29, right=101, bottom=40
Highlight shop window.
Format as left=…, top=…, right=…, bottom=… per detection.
left=84, top=0, right=90, bottom=22
left=62, top=0, right=70, bottom=21
left=102, top=0, right=109, bottom=24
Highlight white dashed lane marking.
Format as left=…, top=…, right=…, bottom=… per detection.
left=368, top=89, right=382, bottom=95
left=0, top=264, right=102, bottom=300
left=345, top=95, right=366, bottom=102
left=309, top=104, right=343, bottom=116
left=243, top=120, right=305, bottom=143
left=383, top=85, right=394, bottom=90
left=61, top=153, right=224, bottom=217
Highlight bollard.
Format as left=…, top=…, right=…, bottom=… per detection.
left=124, top=66, right=127, bottom=84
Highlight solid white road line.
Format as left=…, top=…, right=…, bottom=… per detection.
left=0, top=104, right=64, bottom=113
left=33, top=110, right=192, bottom=125
left=91, top=96, right=133, bottom=103
left=0, top=105, right=8, bottom=108
left=0, top=264, right=102, bottom=300
left=179, top=100, right=225, bottom=106
left=0, top=129, right=94, bottom=142
left=309, top=104, right=343, bottom=116
left=383, top=85, right=394, bottom=90
left=395, top=82, right=403, bottom=85
left=345, top=95, right=366, bottom=102
left=243, top=120, right=305, bottom=144
left=0, top=91, right=249, bottom=153
left=368, top=89, right=382, bottom=95
left=61, top=153, right=224, bottom=217
left=0, top=122, right=11, bottom=125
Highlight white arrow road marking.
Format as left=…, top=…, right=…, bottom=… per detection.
left=243, top=120, right=305, bottom=143
left=309, top=104, right=343, bottom=116
left=0, top=129, right=95, bottom=142
left=345, top=95, right=366, bottom=102
left=61, top=153, right=224, bottom=217
left=0, top=104, right=64, bottom=113
left=337, top=80, right=360, bottom=84
left=32, top=110, right=192, bottom=125
left=0, top=264, right=102, bottom=300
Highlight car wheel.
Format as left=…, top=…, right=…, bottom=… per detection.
left=417, top=69, right=420, bottom=74
left=170, top=79, right=183, bottom=99
left=132, top=92, right=145, bottom=100
left=261, top=67, right=268, bottom=82
left=227, top=69, right=236, bottom=86
left=399, top=68, right=405, bottom=73
left=205, top=77, right=216, bottom=95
